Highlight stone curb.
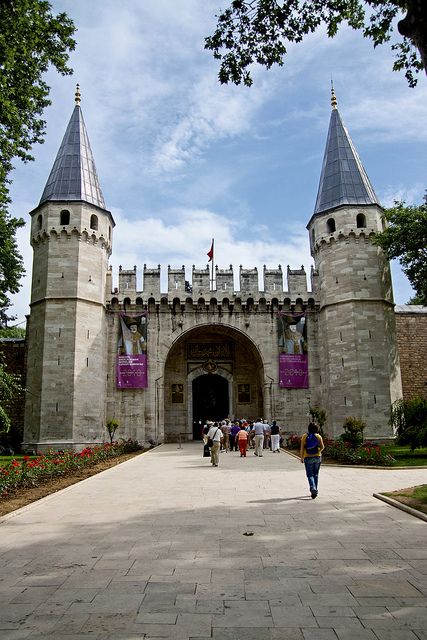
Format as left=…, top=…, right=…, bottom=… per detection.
left=373, top=492, right=427, bottom=522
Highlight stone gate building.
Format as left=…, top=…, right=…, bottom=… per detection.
left=23, top=87, right=404, bottom=451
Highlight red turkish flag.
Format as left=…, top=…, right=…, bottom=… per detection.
left=207, top=240, right=214, bottom=262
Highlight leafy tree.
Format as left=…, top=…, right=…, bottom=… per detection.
left=0, top=356, right=23, bottom=434
left=374, top=194, right=427, bottom=305
left=0, top=0, right=76, bottom=326
left=0, top=327, right=26, bottom=339
left=309, top=406, right=327, bottom=436
left=390, top=396, right=427, bottom=450
left=106, top=419, right=120, bottom=444
left=205, top=1, right=426, bottom=87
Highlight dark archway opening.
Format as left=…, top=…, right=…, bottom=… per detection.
left=192, top=374, right=229, bottom=440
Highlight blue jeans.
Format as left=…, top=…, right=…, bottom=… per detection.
left=304, top=456, right=321, bottom=492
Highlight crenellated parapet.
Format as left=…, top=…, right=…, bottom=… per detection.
left=239, top=267, right=258, bottom=293
left=287, top=266, right=307, bottom=297
left=216, top=265, right=234, bottom=295
left=107, top=263, right=318, bottom=310
left=307, top=204, right=383, bottom=257
left=30, top=226, right=112, bottom=255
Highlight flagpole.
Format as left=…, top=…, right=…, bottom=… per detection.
left=211, top=238, right=214, bottom=291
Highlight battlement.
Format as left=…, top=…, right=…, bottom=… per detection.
left=31, top=226, right=112, bottom=256
left=107, top=264, right=317, bottom=307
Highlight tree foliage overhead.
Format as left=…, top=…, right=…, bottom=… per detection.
left=205, top=1, right=426, bottom=87
left=0, top=0, right=76, bottom=326
left=374, top=194, right=427, bottom=305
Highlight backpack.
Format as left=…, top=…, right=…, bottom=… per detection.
left=305, top=432, right=319, bottom=455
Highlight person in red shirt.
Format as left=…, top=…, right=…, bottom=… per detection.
left=237, top=426, right=248, bottom=457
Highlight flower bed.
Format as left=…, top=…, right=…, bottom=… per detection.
left=324, top=439, right=395, bottom=466
left=0, top=439, right=142, bottom=498
left=285, top=434, right=395, bottom=465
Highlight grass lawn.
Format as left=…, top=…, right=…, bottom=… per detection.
left=384, top=445, right=427, bottom=467
left=383, top=484, right=427, bottom=516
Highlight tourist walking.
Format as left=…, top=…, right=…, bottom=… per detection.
left=300, top=422, right=325, bottom=498
left=237, top=425, right=248, bottom=457
left=229, top=421, right=240, bottom=451
left=221, top=419, right=231, bottom=451
left=207, top=422, right=223, bottom=467
left=270, top=420, right=281, bottom=452
left=253, top=418, right=266, bottom=456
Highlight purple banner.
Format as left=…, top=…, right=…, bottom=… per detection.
left=116, top=354, right=147, bottom=388
left=277, top=312, right=308, bottom=388
left=116, top=313, right=148, bottom=389
left=279, top=353, right=308, bottom=389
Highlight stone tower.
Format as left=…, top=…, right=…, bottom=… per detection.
left=307, top=88, right=402, bottom=438
left=23, top=86, right=115, bottom=452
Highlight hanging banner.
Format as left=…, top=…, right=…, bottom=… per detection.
left=277, top=312, right=308, bottom=388
left=116, top=313, right=148, bottom=389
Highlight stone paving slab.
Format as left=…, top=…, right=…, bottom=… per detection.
left=0, top=443, right=426, bottom=639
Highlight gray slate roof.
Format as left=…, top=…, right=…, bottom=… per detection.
left=314, top=107, right=380, bottom=215
left=39, top=105, right=106, bottom=209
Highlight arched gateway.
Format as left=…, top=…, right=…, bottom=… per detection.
left=163, top=325, right=264, bottom=442
left=23, top=90, right=403, bottom=453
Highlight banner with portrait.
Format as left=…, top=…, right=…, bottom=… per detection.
left=277, top=312, right=308, bottom=388
left=116, top=312, right=148, bottom=389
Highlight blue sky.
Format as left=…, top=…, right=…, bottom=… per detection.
left=9, top=0, right=427, bottom=324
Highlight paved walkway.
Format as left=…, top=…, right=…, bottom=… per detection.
left=0, top=443, right=426, bottom=640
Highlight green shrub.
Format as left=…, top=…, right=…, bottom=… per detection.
left=309, top=406, right=327, bottom=437
left=340, top=416, right=365, bottom=448
left=106, top=418, right=119, bottom=444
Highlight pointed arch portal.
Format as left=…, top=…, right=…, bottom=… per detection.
left=163, top=325, right=265, bottom=442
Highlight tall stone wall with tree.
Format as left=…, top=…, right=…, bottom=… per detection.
left=395, top=306, right=427, bottom=400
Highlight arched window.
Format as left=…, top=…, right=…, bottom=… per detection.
left=90, top=214, right=98, bottom=230
left=36, top=214, right=43, bottom=231
left=326, top=218, right=336, bottom=233
left=60, top=209, right=70, bottom=225
left=356, top=213, right=366, bottom=228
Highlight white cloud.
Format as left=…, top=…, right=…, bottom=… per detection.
left=379, top=184, right=425, bottom=208
left=110, top=207, right=312, bottom=293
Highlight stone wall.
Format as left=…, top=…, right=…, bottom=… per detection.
left=395, top=307, right=427, bottom=400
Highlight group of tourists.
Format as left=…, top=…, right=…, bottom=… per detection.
left=203, top=418, right=282, bottom=465
left=203, top=418, right=325, bottom=499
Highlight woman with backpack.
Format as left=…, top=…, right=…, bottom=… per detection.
left=300, top=422, right=325, bottom=499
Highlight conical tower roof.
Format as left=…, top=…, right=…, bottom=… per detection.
left=39, top=86, right=105, bottom=209
left=314, top=88, right=379, bottom=215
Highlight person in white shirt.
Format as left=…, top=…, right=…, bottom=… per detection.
left=253, top=419, right=266, bottom=457
left=207, top=422, right=223, bottom=467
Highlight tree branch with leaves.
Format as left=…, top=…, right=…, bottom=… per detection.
left=374, top=194, right=427, bottom=305
left=205, top=1, right=426, bottom=87
left=0, top=0, right=76, bottom=326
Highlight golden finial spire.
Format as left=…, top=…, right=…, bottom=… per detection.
left=331, top=78, right=337, bottom=110
left=75, top=84, right=81, bottom=105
